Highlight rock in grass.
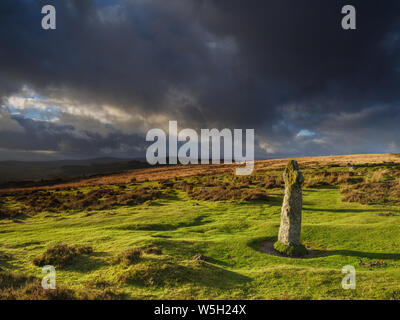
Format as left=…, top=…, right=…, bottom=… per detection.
left=275, top=160, right=307, bottom=256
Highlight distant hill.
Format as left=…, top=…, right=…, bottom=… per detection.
left=1, top=153, right=398, bottom=192
left=0, top=158, right=150, bottom=185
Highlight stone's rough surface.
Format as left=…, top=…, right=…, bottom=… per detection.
left=277, top=160, right=304, bottom=246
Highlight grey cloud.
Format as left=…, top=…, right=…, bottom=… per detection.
left=0, top=0, right=400, bottom=159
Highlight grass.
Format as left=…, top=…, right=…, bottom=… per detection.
left=1, top=156, right=400, bottom=299
left=273, top=242, right=308, bottom=257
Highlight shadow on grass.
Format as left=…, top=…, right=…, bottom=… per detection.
left=91, top=251, right=112, bottom=258
left=0, top=215, right=28, bottom=223
left=239, top=195, right=282, bottom=207
left=10, top=240, right=43, bottom=248
left=63, top=255, right=109, bottom=273
left=148, top=239, right=207, bottom=258
left=141, top=191, right=182, bottom=206
left=264, top=195, right=282, bottom=206
left=151, top=235, right=172, bottom=239
left=248, top=237, right=400, bottom=260
left=204, top=257, right=230, bottom=267
left=115, top=214, right=211, bottom=232
left=303, top=207, right=393, bottom=213
left=327, top=250, right=400, bottom=260
left=122, top=259, right=251, bottom=289
left=160, top=190, right=181, bottom=201
left=247, top=236, right=277, bottom=251
left=0, top=252, right=14, bottom=269
left=304, top=186, right=338, bottom=190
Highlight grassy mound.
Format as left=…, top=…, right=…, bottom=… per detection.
left=117, top=248, right=143, bottom=265
left=273, top=241, right=308, bottom=257
left=32, top=243, right=93, bottom=268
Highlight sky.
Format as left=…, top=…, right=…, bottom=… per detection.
left=1, top=0, right=400, bottom=161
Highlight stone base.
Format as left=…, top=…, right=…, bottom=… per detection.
left=273, top=241, right=308, bottom=257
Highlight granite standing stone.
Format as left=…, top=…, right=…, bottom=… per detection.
left=277, top=160, right=304, bottom=246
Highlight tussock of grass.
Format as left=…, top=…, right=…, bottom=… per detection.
left=79, top=288, right=126, bottom=300
left=0, top=270, right=75, bottom=300
left=117, top=248, right=143, bottom=265
left=32, top=243, right=93, bottom=268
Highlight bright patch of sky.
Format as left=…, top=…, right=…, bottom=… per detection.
left=296, top=129, right=316, bottom=137
left=5, top=92, right=60, bottom=121
left=8, top=105, right=59, bottom=121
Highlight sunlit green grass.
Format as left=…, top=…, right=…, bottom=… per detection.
left=1, top=185, right=400, bottom=299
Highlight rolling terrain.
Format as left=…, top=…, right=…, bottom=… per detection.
left=1, top=153, right=400, bottom=299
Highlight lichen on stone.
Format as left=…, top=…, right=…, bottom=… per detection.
left=276, top=160, right=305, bottom=248
left=283, top=160, right=304, bottom=189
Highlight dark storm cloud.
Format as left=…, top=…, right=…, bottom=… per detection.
left=0, top=115, right=146, bottom=157
left=0, top=0, right=400, bottom=159
left=196, top=1, right=400, bottom=119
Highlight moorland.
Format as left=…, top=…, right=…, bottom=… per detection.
left=1, top=153, right=400, bottom=300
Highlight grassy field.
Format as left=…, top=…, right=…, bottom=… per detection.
left=1, top=154, right=400, bottom=300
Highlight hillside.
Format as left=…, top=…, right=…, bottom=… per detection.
left=1, top=153, right=400, bottom=300
left=0, top=158, right=150, bottom=185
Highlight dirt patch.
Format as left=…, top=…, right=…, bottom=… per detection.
left=260, top=240, right=322, bottom=259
